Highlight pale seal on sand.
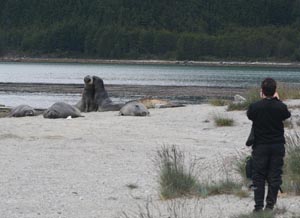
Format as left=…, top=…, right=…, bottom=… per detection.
left=9, top=105, right=37, bottom=117
left=43, top=102, right=83, bottom=119
left=119, top=101, right=150, bottom=116
left=233, top=94, right=247, bottom=104
left=76, top=75, right=97, bottom=112
left=93, top=76, right=124, bottom=111
left=137, top=97, right=185, bottom=109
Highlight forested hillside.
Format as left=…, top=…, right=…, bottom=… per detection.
left=0, top=0, right=300, bottom=61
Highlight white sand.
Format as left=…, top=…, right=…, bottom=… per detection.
left=1, top=102, right=300, bottom=218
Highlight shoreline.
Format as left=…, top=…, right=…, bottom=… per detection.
left=0, top=83, right=247, bottom=106
left=1, top=57, right=300, bottom=68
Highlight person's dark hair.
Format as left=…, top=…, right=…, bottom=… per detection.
left=261, top=77, right=277, bottom=97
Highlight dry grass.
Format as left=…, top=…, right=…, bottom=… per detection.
left=209, top=98, right=230, bottom=106
left=277, top=83, right=300, bottom=100
left=227, top=87, right=260, bottom=111
left=157, top=146, right=199, bottom=199
left=214, top=114, right=234, bottom=127
left=157, top=146, right=246, bottom=200
left=231, top=206, right=287, bottom=218
left=122, top=199, right=204, bottom=218
left=234, top=155, right=251, bottom=186
left=283, top=132, right=300, bottom=194
left=228, top=83, right=300, bottom=111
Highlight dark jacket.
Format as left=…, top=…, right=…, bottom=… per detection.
left=247, top=97, right=291, bottom=145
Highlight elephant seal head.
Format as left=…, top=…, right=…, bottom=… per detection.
left=120, top=101, right=150, bottom=116
left=9, top=105, right=36, bottom=117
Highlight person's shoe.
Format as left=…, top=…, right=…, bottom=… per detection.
left=253, top=208, right=263, bottom=213
left=265, top=205, right=274, bottom=211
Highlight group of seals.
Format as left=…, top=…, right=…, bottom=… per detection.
left=9, top=102, right=83, bottom=119
left=76, top=75, right=124, bottom=112
left=8, top=75, right=184, bottom=118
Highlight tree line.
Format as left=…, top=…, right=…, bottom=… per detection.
left=0, top=0, right=300, bottom=61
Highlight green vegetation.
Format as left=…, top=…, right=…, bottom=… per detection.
left=1, top=0, right=300, bottom=60
left=157, top=146, right=198, bottom=199
left=209, top=98, right=229, bottom=106
left=232, top=211, right=275, bottom=218
left=227, top=88, right=260, bottom=111
left=228, top=83, right=300, bottom=111
left=122, top=199, right=204, bottom=218
left=277, top=83, right=300, bottom=100
left=231, top=207, right=287, bottom=218
left=157, top=146, right=246, bottom=199
left=234, top=155, right=251, bottom=185
left=283, top=133, right=300, bottom=194
left=214, top=114, right=234, bottom=126
left=235, top=132, right=300, bottom=195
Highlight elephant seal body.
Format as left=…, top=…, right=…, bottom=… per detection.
left=138, top=97, right=185, bottom=109
left=44, top=102, right=83, bottom=119
left=119, top=101, right=149, bottom=116
left=93, top=76, right=124, bottom=111
left=9, top=105, right=37, bottom=117
left=76, top=75, right=97, bottom=112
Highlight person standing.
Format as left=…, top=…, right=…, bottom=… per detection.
left=247, top=78, right=291, bottom=212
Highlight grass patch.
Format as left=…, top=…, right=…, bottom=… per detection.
left=227, top=88, right=260, bottom=111
left=282, top=133, right=300, bottom=194
left=209, top=98, right=229, bottom=106
left=157, top=146, right=199, bottom=199
left=227, top=83, right=300, bottom=111
left=232, top=211, right=275, bottom=218
left=277, top=83, right=300, bottom=100
left=231, top=207, right=287, bottom=218
left=214, top=114, right=234, bottom=126
left=234, top=132, right=300, bottom=195
left=198, top=180, right=248, bottom=197
left=122, top=199, right=204, bottom=218
left=234, top=155, right=251, bottom=186
left=157, top=146, right=246, bottom=199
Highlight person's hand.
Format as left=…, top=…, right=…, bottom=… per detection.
left=260, top=90, right=266, bottom=99
left=273, top=92, right=280, bottom=99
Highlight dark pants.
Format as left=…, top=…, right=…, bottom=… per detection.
left=252, top=143, right=285, bottom=210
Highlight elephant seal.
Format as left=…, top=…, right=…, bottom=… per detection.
left=119, top=101, right=149, bottom=116
left=43, top=102, right=83, bottom=119
left=9, top=105, right=37, bottom=117
left=138, top=97, right=185, bottom=109
left=76, top=75, right=97, bottom=112
left=93, top=76, right=124, bottom=111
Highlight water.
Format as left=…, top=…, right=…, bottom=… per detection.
left=0, top=92, right=129, bottom=108
left=1, top=62, right=300, bottom=87
left=1, top=62, right=300, bottom=107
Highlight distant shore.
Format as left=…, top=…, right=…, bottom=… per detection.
left=1, top=57, right=300, bottom=68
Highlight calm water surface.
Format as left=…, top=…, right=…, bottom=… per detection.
left=1, top=62, right=300, bottom=107
left=1, top=62, right=300, bottom=87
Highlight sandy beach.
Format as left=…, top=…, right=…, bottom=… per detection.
left=1, top=101, right=300, bottom=218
